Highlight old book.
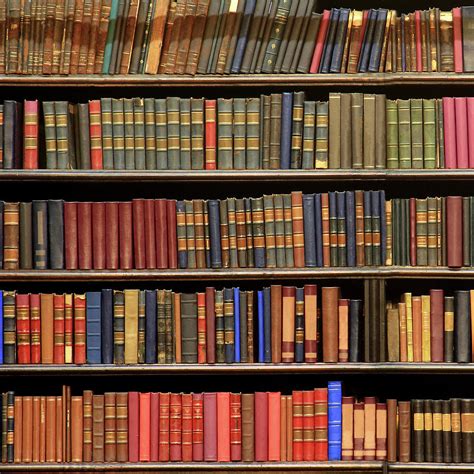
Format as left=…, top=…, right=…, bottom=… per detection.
left=322, top=287, right=339, bottom=362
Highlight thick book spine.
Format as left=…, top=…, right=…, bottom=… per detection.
left=328, top=381, right=342, bottom=460
left=86, top=292, right=101, bottom=364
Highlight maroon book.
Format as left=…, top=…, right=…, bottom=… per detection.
left=192, top=393, right=204, bottom=461
left=132, top=199, right=146, bottom=270
left=64, top=202, right=78, bottom=270
left=155, top=199, right=169, bottom=269
left=255, top=392, right=268, bottom=461
left=105, top=202, right=119, bottom=270
left=205, top=288, right=216, bottom=364
left=430, top=289, right=445, bottom=362
left=77, top=202, right=92, bottom=270
left=119, top=202, right=133, bottom=270
left=150, top=392, right=159, bottom=461
left=447, top=196, right=463, bottom=268
left=144, top=200, right=157, bottom=269
left=92, top=202, right=106, bottom=270
left=167, top=199, right=178, bottom=269
left=128, top=392, right=139, bottom=462
left=203, top=392, right=217, bottom=461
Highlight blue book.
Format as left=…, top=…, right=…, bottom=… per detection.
left=320, top=9, right=340, bottom=73
left=368, top=9, right=388, bottom=72
left=280, top=93, right=293, bottom=169
left=345, top=191, right=356, bottom=267
left=263, top=287, right=271, bottom=363
left=328, top=381, right=342, bottom=460
left=207, top=200, right=222, bottom=268
left=176, top=201, right=188, bottom=269
left=145, top=290, right=157, bottom=363
left=379, top=190, right=387, bottom=266
left=231, top=0, right=257, bottom=73
left=303, top=193, right=316, bottom=267
left=86, top=292, right=102, bottom=364
left=257, top=290, right=264, bottom=363
left=329, top=8, right=350, bottom=73
left=314, top=194, right=323, bottom=267
left=358, top=9, right=377, bottom=72
left=102, top=0, right=120, bottom=73
left=234, top=288, right=241, bottom=363
left=101, top=289, right=113, bottom=364
left=0, top=290, right=3, bottom=364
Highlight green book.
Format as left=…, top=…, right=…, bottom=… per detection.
left=263, top=194, right=276, bottom=268
left=101, top=98, right=114, bottom=170
left=227, top=197, right=239, bottom=268
left=42, top=101, right=57, bottom=169
left=233, top=98, right=246, bottom=169
left=102, top=0, right=120, bottom=73
left=236, top=198, right=247, bottom=268
left=290, top=91, right=304, bottom=169
left=422, top=99, right=436, bottom=169
left=283, top=194, right=294, bottom=267
left=54, top=101, right=72, bottom=169
left=180, top=98, right=192, bottom=170
left=386, top=99, right=399, bottom=169
left=217, top=98, right=233, bottom=169
left=190, top=98, right=204, bottom=170
left=112, top=98, right=125, bottom=170
left=437, top=99, right=444, bottom=168
left=166, top=97, right=180, bottom=169
left=155, top=98, right=167, bottom=170
left=244, top=198, right=255, bottom=268
left=315, top=101, right=328, bottom=168
left=302, top=100, right=315, bottom=169
left=184, top=200, right=196, bottom=269
left=157, top=289, right=166, bottom=363
left=246, top=97, right=260, bottom=169
left=410, top=98, right=424, bottom=169
left=133, top=98, right=146, bottom=170
left=397, top=99, right=412, bottom=169
left=351, top=93, right=363, bottom=169
left=123, top=98, right=135, bottom=170
left=144, top=98, right=156, bottom=170
left=363, top=94, right=376, bottom=169
left=375, top=94, right=386, bottom=169
left=273, top=194, right=286, bottom=268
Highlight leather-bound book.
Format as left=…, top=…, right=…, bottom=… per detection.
left=341, top=396, right=354, bottom=460
left=364, top=396, right=376, bottom=460
left=139, top=392, right=151, bottom=461
left=144, top=290, right=157, bottom=364
left=303, top=194, right=316, bottom=267
left=291, top=191, right=305, bottom=267
left=328, top=381, right=342, bottom=461
left=88, top=100, right=103, bottom=169
left=124, top=289, right=139, bottom=364
left=163, top=291, right=173, bottom=363
left=118, top=201, right=133, bottom=269
left=86, top=292, right=102, bottom=364
left=117, top=0, right=139, bottom=74
left=47, top=200, right=64, bottom=270
left=296, top=10, right=321, bottom=73
left=412, top=296, right=422, bottom=362
left=13, top=396, right=22, bottom=463
left=32, top=200, right=48, bottom=270
left=250, top=197, right=265, bottom=268
left=229, top=393, right=241, bottom=461
left=412, top=399, right=425, bottom=462
left=203, top=392, right=217, bottom=461
left=353, top=401, right=364, bottom=460
left=182, top=393, right=193, bottom=461
left=166, top=200, right=177, bottom=269
left=386, top=399, right=397, bottom=462
left=447, top=196, right=463, bottom=268
left=45, top=396, right=56, bottom=462
left=82, top=390, right=93, bottom=462
left=184, top=200, right=196, bottom=268
left=92, top=395, right=104, bottom=462
left=462, top=399, right=474, bottom=462
left=216, top=392, right=230, bottom=461
left=3, top=291, right=16, bottom=363
left=451, top=398, right=462, bottom=462
left=91, top=202, right=105, bottom=270
left=314, top=387, right=328, bottom=461
left=462, top=7, right=474, bottom=72
left=387, top=306, right=400, bottom=362
left=301, top=391, right=314, bottom=461
left=322, top=287, right=339, bottom=362
left=154, top=199, right=168, bottom=269
left=128, top=391, right=139, bottom=462
left=100, top=289, right=114, bottom=364
left=439, top=11, right=454, bottom=72
left=103, top=202, right=119, bottom=270
left=281, top=286, right=296, bottom=363
left=349, top=299, right=362, bottom=362
left=454, top=290, right=471, bottom=362
left=196, top=292, right=206, bottom=363
left=104, top=392, right=116, bottom=462
left=39, top=293, right=54, bottom=364
left=77, top=202, right=92, bottom=270
left=444, top=295, right=454, bottom=362
left=16, top=294, right=31, bottom=364
left=224, top=288, right=235, bottom=363
left=112, top=290, right=125, bottom=364
left=376, top=403, right=387, bottom=460
left=338, top=299, right=349, bottom=362
left=304, top=284, right=317, bottom=363
left=181, top=293, right=198, bottom=363
left=64, top=202, right=78, bottom=270
left=265, top=392, right=279, bottom=462
left=116, top=392, right=128, bottom=462
left=53, top=294, right=65, bottom=364
left=255, top=392, right=268, bottom=461
left=30, top=294, right=41, bottom=364
left=280, top=395, right=287, bottom=461
left=430, top=290, right=444, bottom=362
left=192, top=393, right=204, bottom=461
left=132, top=199, right=146, bottom=269
left=73, top=294, right=86, bottom=364
left=241, top=393, right=254, bottom=461
left=176, top=201, right=188, bottom=268
left=320, top=9, right=340, bottom=73
left=432, top=399, right=443, bottom=463
left=442, top=399, right=452, bottom=462
left=263, top=195, right=276, bottom=267
left=71, top=396, right=83, bottom=462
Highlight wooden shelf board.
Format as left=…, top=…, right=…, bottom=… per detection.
left=390, top=463, right=474, bottom=471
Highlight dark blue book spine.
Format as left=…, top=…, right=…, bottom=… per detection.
left=295, top=287, right=305, bottom=363
left=145, top=290, right=157, bottom=363
left=303, top=193, right=316, bottom=267
left=314, top=194, right=323, bottom=267
left=207, top=200, right=222, bottom=268
left=358, top=9, right=377, bottom=72
left=234, top=287, right=241, bottom=363
left=336, top=191, right=347, bottom=267
left=329, top=8, right=350, bottom=73
left=401, top=14, right=406, bottom=72
left=224, top=288, right=234, bottom=364
left=176, top=200, right=188, bottom=269
left=368, top=9, right=388, bottom=72
left=0, top=291, right=3, bottom=364
left=349, top=299, right=362, bottom=362
left=86, top=292, right=102, bottom=364
left=263, top=287, right=272, bottom=363
left=345, top=191, right=356, bottom=267
left=379, top=190, right=387, bottom=266
left=371, top=190, right=381, bottom=266
left=101, top=289, right=113, bottom=364
left=320, top=9, right=340, bottom=73
left=231, top=0, right=257, bottom=73
left=328, top=380, right=342, bottom=460
left=280, top=93, right=293, bottom=169
left=258, top=290, right=264, bottom=363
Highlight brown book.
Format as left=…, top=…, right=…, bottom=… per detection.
left=69, top=0, right=85, bottom=74
left=398, top=400, right=411, bottom=462
left=353, top=401, right=364, bottom=460
left=376, top=403, right=387, bottom=460
left=14, top=396, right=22, bottom=463
left=447, top=196, right=463, bottom=268
left=164, top=0, right=186, bottom=73
left=78, top=0, right=93, bottom=74
left=94, top=0, right=112, bottom=73
left=271, top=285, right=282, bottom=363
left=282, top=286, right=296, bottom=363
left=398, top=302, right=407, bottom=362
left=41, top=0, right=56, bottom=74
left=40, top=294, right=54, bottom=364
left=39, top=396, right=46, bottom=462
left=116, top=392, right=128, bottom=462
left=322, top=287, right=339, bottom=362
left=55, top=396, right=63, bottom=462
left=364, top=396, right=376, bottom=460
left=22, top=396, right=33, bottom=463
left=241, top=393, right=254, bottom=461
left=104, top=392, right=116, bottom=461
left=45, top=396, right=56, bottom=462
left=4, top=202, right=19, bottom=270
left=215, top=1, right=238, bottom=74
left=85, top=0, right=102, bottom=74
left=71, top=396, right=83, bottom=462
left=175, top=0, right=197, bottom=74
left=144, top=0, right=170, bottom=73
left=185, top=0, right=210, bottom=74
left=338, top=299, right=349, bottom=362
left=387, top=399, right=398, bottom=462
left=280, top=395, right=287, bottom=461
left=32, top=396, right=40, bottom=462
left=92, top=395, right=105, bottom=462
left=342, top=396, right=354, bottom=460
left=83, top=390, right=93, bottom=462
left=387, top=306, right=400, bottom=362
left=119, top=0, right=140, bottom=73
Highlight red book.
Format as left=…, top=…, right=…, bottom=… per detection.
left=64, top=294, right=73, bottom=364
left=230, top=393, right=241, bottom=461
left=217, top=392, right=230, bottom=462
left=447, top=196, right=463, bottom=268
left=119, top=202, right=133, bottom=270
left=192, top=393, right=204, bottom=461
left=303, top=390, right=315, bottom=461
left=309, top=10, right=330, bottom=73
left=77, top=202, right=92, bottom=270
left=155, top=199, right=168, bottom=269
left=409, top=198, right=417, bottom=266
left=443, top=98, right=457, bottom=169
left=16, top=294, right=31, bottom=364
left=203, top=392, right=217, bottom=461
left=453, top=7, right=463, bottom=73
left=159, top=393, right=170, bottom=461
left=455, top=97, right=469, bottom=168
left=64, top=202, right=78, bottom=270
left=430, top=289, right=445, bottom=362
left=205, top=288, right=216, bottom=364
left=182, top=394, right=193, bottom=461
left=92, top=202, right=106, bottom=270
left=139, top=392, right=151, bottom=462
left=415, top=11, right=422, bottom=72
left=144, top=200, right=156, bottom=269
left=170, top=393, right=182, bottom=461
left=255, top=392, right=268, bottom=462
left=150, top=393, right=159, bottom=461
left=53, top=294, right=65, bottom=364
left=268, top=392, right=281, bottom=462
left=167, top=200, right=178, bottom=269
left=132, top=199, right=146, bottom=270
left=88, top=100, right=103, bottom=169
left=73, top=294, right=86, bottom=364
left=128, top=392, right=139, bottom=462
left=467, top=98, right=474, bottom=168
left=197, top=292, right=207, bottom=363
left=205, top=100, right=217, bottom=170
left=292, top=391, right=303, bottom=461
left=30, top=294, right=41, bottom=364
left=314, top=388, right=328, bottom=461
left=23, top=100, right=39, bottom=169
left=105, top=202, right=119, bottom=270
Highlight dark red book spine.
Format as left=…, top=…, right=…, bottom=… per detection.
left=64, top=202, right=78, bottom=270
left=92, top=202, right=106, bottom=270
left=119, top=202, right=133, bottom=270
left=182, top=393, right=193, bottom=461
left=255, top=392, right=268, bottom=461
left=77, top=202, right=92, bottom=270
left=447, top=196, right=463, bottom=268
left=409, top=198, right=416, bottom=266
left=159, top=393, right=170, bottom=461
left=105, top=202, right=119, bottom=270
left=53, top=294, right=65, bottom=364
left=205, top=287, right=216, bottom=364
left=128, top=392, right=139, bottom=462
left=203, top=392, right=217, bottom=461
left=430, top=289, right=445, bottom=362
left=170, top=393, right=182, bottom=461
left=132, top=199, right=146, bottom=270
left=155, top=199, right=168, bottom=269
left=230, top=393, right=242, bottom=461
left=144, top=200, right=156, bottom=269
left=30, top=294, right=41, bottom=364
left=167, top=200, right=178, bottom=269
left=16, top=293, right=31, bottom=364
left=192, top=393, right=204, bottom=461
left=139, top=393, right=151, bottom=462
left=150, top=392, right=159, bottom=461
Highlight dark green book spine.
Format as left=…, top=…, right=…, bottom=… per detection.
left=261, top=94, right=271, bottom=169
left=423, top=98, right=436, bottom=169
left=101, top=98, right=114, bottom=170
left=283, top=194, right=294, bottom=267
left=246, top=97, right=260, bottom=169
left=112, top=98, right=125, bottom=170
left=302, top=100, right=315, bottom=169
left=181, top=293, right=198, bottom=364
left=233, top=98, right=246, bottom=169
left=155, top=98, right=167, bottom=170
left=42, top=101, right=57, bottom=169
left=180, top=98, right=192, bottom=170
left=133, top=98, right=146, bottom=170
left=166, top=97, right=180, bottom=169
left=55, top=101, right=72, bottom=169
left=263, top=194, right=276, bottom=268
left=123, top=98, right=136, bottom=170
left=269, top=94, right=282, bottom=169
left=411, top=98, right=423, bottom=169
left=398, top=99, right=412, bottom=169
left=220, top=199, right=230, bottom=268
left=217, top=98, right=233, bottom=169
left=185, top=200, right=197, bottom=269
left=386, top=99, right=399, bottom=169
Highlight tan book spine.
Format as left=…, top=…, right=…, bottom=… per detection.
left=71, top=396, right=83, bottom=462
left=119, top=0, right=140, bottom=73
left=145, top=0, right=171, bottom=73
left=124, top=289, right=139, bottom=364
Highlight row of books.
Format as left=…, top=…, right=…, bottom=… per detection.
left=2, top=1, right=474, bottom=76
left=6, top=94, right=474, bottom=170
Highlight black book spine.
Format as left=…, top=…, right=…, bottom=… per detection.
left=412, top=399, right=425, bottom=462
left=303, top=193, right=316, bottom=267
left=295, top=287, right=305, bottom=363
left=47, top=199, right=64, bottom=269
left=358, top=9, right=377, bottom=72
left=101, top=289, right=114, bottom=364
left=451, top=398, right=462, bottom=463
left=454, top=290, right=471, bottom=362
left=349, top=299, right=362, bottom=362
left=32, top=200, right=48, bottom=270
left=462, top=399, right=474, bottom=462
left=19, top=202, right=32, bottom=269
left=442, top=399, right=452, bottom=463
left=423, top=399, right=433, bottom=462
left=432, top=399, right=443, bottom=463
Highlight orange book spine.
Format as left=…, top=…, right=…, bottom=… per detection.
left=217, top=392, right=231, bottom=462
left=139, top=392, right=151, bottom=462
left=268, top=392, right=281, bottom=461
left=303, top=390, right=315, bottom=461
